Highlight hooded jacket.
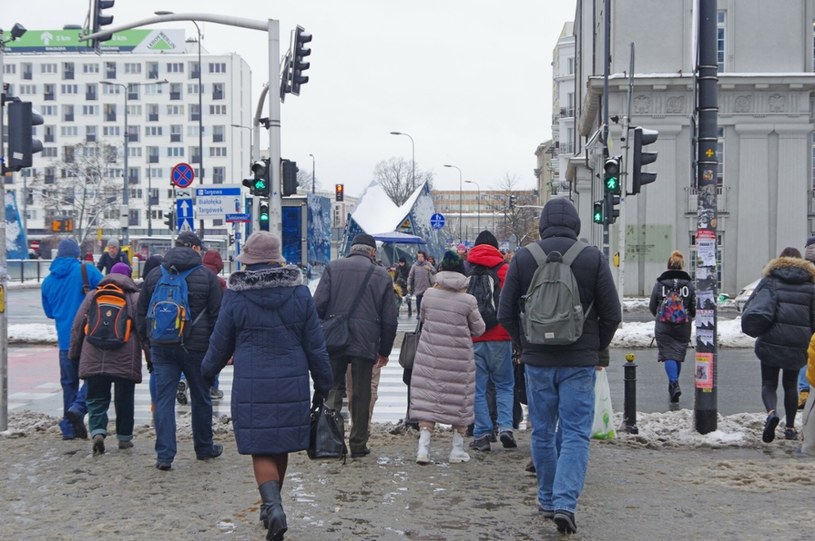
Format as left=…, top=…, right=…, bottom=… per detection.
left=409, top=271, right=486, bottom=426
left=497, top=198, right=622, bottom=367
left=467, top=243, right=511, bottom=342
left=754, top=256, right=815, bottom=370
left=136, top=247, right=223, bottom=352
left=69, top=273, right=145, bottom=383
left=42, top=258, right=103, bottom=350
left=649, top=269, right=697, bottom=362
left=202, top=250, right=227, bottom=290
left=201, top=265, right=334, bottom=455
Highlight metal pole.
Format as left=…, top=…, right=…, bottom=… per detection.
left=601, top=0, right=611, bottom=259
left=123, top=85, right=129, bottom=245
left=695, top=0, right=719, bottom=434
left=623, top=353, right=639, bottom=433
left=147, top=167, right=153, bottom=237
left=309, top=153, right=315, bottom=194
left=194, top=21, right=204, bottom=239
left=0, top=36, right=8, bottom=431
left=268, top=19, right=283, bottom=236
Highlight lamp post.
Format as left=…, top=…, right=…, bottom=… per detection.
left=156, top=12, right=204, bottom=237
left=444, top=164, right=463, bottom=242
left=465, top=180, right=480, bottom=233
left=389, top=131, right=415, bottom=188
left=309, top=153, right=316, bottom=194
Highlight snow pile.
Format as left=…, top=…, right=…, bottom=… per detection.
left=612, top=318, right=754, bottom=349
left=9, top=323, right=57, bottom=343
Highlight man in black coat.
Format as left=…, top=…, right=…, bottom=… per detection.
left=136, top=231, right=224, bottom=470
left=313, top=233, right=398, bottom=458
left=96, top=238, right=130, bottom=274
left=497, top=198, right=621, bottom=533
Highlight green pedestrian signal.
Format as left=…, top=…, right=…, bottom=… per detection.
left=593, top=201, right=604, bottom=224
left=604, top=156, right=621, bottom=195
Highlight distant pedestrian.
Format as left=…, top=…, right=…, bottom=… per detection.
left=799, top=236, right=815, bottom=408
left=141, top=254, right=163, bottom=282
left=407, top=250, right=435, bottom=318
left=313, top=233, right=398, bottom=459
left=649, top=250, right=696, bottom=405
left=96, top=238, right=129, bottom=274
left=41, top=239, right=103, bottom=440
left=411, top=250, right=485, bottom=465
left=69, top=263, right=146, bottom=456
left=799, top=333, right=815, bottom=456
left=395, top=257, right=412, bottom=317
left=202, top=231, right=333, bottom=540
left=749, top=247, right=815, bottom=443
left=497, top=198, right=621, bottom=534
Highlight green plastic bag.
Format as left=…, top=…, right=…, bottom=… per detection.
left=591, top=369, right=616, bottom=440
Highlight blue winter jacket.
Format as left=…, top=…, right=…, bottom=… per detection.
left=201, top=264, right=334, bottom=455
left=42, top=257, right=103, bottom=350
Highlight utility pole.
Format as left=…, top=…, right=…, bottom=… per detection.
left=601, top=0, right=612, bottom=258
left=0, top=32, right=8, bottom=432
left=694, top=0, right=719, bottom=434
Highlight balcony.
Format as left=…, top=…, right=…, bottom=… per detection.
left=170, top=134, right=181, bottom=142
left=44, top=92, right=55, bottom=101
left=148, top=154, right=159, bottom=164
left=85, top=90, right=97, bottom=101
left=170, top=91, right=181, bottom=100
left=684, top=185, right=730, bottom=216
left=148, top=70, right=159, bottom=80
left=22, top=70, right=32, bottom=80
left=148, top=113, right=159, bottom=122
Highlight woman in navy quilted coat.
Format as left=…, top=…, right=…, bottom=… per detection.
left=202, top=231, right=333, bottom=541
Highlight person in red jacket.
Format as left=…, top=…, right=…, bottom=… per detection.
left=466, top=230, right=517, bottom=451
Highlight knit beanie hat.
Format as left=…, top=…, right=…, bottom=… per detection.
left=57, top=239, right=80, bottom=259
left=474, top=230, right=499, bottom=249
left=352, top=233, right=377, bottom=250
left=440, top=250, right=466, bottom=275
left=110, top=263, right=132, bottom=277
left=107, top=238, right=120, bottom=249
left=806, top=235, right=815, bottom=263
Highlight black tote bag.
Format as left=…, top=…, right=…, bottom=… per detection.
left=307, top=401, right=348, bottom=461
left=398, top=320, right=422, bottom=369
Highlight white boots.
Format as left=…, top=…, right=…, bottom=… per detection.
left=416, top=428, right=432, bottom=464
left=449, top=431, right=471, bottom=463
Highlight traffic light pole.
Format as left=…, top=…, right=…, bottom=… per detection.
left=267, top=19, right=283, bottom=237
left=0, top=38, right=8, bottom=431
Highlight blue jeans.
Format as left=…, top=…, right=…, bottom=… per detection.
left=151, top=346, right=215, bottom=463
left=526, top=364, right=596, bottom=515
left=59, top=349, right=87, bottom=438
left=473, top=341, right=514, bottom=437
left=799, top=367, right=810, bottom=393
left=86, top=375, right=135, bottom=441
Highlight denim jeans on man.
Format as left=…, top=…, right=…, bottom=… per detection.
left=59, top=349, right=87, bottom=438
left=526, top=364, right=596, bottom=514
left=151, top=346, right=216, bottom=464
left=473, top=341, right=514, bottom=437
left=86, top=375, right=135, bottom=442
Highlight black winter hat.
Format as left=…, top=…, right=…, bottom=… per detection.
left=806, top=236, right=815, bottom=248
left=352, top=233, right=377, bottom=249
left=474, top=230, right=499, bottom=249
left=440, top=250, right=465, bottom=275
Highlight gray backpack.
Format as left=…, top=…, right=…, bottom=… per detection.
left=521, top=241, right=592, bottom=345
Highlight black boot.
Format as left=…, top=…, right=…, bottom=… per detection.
left=258, top=480, right=288, bottom=541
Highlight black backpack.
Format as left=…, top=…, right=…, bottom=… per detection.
left=466, top=262, right=504, bottom=330
left=85, top=283, right=132, bottom=350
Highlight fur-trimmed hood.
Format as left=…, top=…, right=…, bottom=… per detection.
left=762, top=256, right=815, bottom=284
left=228, top=265, right=303, bottom=291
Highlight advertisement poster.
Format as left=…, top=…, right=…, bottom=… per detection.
left=695, top=352, right=714, bottom=390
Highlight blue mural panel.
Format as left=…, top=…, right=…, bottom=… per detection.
left=5, top=191, right=28, bottom=260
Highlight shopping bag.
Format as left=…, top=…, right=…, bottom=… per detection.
left=398, top=321, right=422, bottom=369
left=591, top=369, right=616, bottom=440
left=307, top=400, right=347, bottom=461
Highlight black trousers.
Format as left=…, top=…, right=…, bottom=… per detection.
left=328, top=355, right=373, bottom=453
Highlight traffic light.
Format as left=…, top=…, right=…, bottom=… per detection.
left=603, top=155, right=622, bottom=195
left=509, top=195, right=516, bottom=210
left=243, top=160, right=270, bottom=197
left=335, top=183, right=344, bottom=202
left=604, top=192, right=620, bottom=224
left=164, top=210, right=175, bottom=231
left=281, top=159, right=298, bottom=196
left=259, top=201, right=270, bottom=231
left=291, top=26, right=312, bottom=96
left=91, top=0, right=115, bottom=52
left=631, top=127, right=659, bottom=194
left=593, top=201, right=604, bottom=224
left=6, top=100, right=44, bottom=172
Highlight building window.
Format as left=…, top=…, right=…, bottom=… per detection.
left=717, top=10, right=726, bottom=72
left=44, top=126, right=56, bottom=143
left=166, top=105, right=184, bottom=116
left=147, top=147, right=160, bottom=163
left=189, top=61, right=200, bottom=79
left=63, top=62, right=75, bottom=80
left=147, top=61, right=159, bottom=80
left=41, top=105, right=57, bottom=116
left=19, top=84, right=36, bottom=95
left=3, top=64, right=15, bottom=74
left=63, top=105, right=74, bottom=122
left=127, top=126, right=140, bottom=143
left=212, top=125, right=224, bottom=143
left=145, top=126, right=163, bottom=137
left=41, top=63, right=58, bottom=74
left=187, top=83, right=204, bottom=94
left=103, top=126, right=121, bottom=137
left=61, top=84, right=78, bottom=94
left=105, top=61, right=117, bottom=79
left=124, top=62, right=142, bottom=74
left=209, top=104, right=227, bottom=115
left=189, top=104, right=201, bottom=122
left=103, top=84, right=121, bottom=95
left=212, top=83, right=224, bottom=100
left=209, top=62, right=226, bottom=73
left=63, top=146, right=75, bottom=163
left=81, top=105, right=99, bottom=116
left=127, top=84, right=140, bottom=101
left=147, top=104, right=159, bottom=122
left=170, top=125, right=182, bottom=142
left=82, top=63, right=99, bottom=74
left=104, top=104, right=117, bottom=122
left=567, top=57, right=574, bottom=75
left=44, top=84, right=55, bottom=101
left=170, top=83, right=182, bottom=100
left=213, top=167, right=225, bottom=184
left=85, top=83, right=98, bottom=101
left=60, top=126, right=79, bottom=137
left=127, top=105, right=142, bottom=116
left=166, top=62, right=184, bottom=73
left=41, top=147, right=58, bottom=158
left=86, top=126, right=97, bottom=142
left=209, top=147, right=227, bottom=157
left=167, top=147, right=184, bottom=157
left=190, top=147, right=201, bottom=164
left=22, top=62, right=32, bottom=80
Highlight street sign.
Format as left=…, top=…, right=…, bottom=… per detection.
left=225, top=213, right=252, bottom=223
left=171, top=162, right=195, bottom=188
left=176, top=198, right=195, bottom=232
left=194, top=184, right=242, bottom=219
left=430, top=213, right=446, bottom=230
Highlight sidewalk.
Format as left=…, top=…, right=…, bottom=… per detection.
left=1, top=410, right=811, bottom=540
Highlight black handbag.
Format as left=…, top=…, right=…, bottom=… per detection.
left=398, top=320, right=422, bottom=369
left=307, top=400, right=347, bottom=461
left=322, top=266, right=375, bottom=355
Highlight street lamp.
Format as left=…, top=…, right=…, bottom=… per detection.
left=444, top=164, right=463, bottom=242
left=309, top=153, right=316, bottom=194
left=156, top=11, right=204, bottom=237
left=389, top=131, right=415, bottom=188
left=101, top=79, right=167, bottom=245
left=465, top=180, right=480, bottom=233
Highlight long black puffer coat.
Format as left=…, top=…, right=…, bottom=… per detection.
left=649, top=270, right=696, bottom=362
left=754, top=256, right=815, bottom=370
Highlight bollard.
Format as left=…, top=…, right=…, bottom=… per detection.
left=623, top=352, right=639, bottom=434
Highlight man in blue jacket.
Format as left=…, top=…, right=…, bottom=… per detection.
left=497, top=198, right=621, bottom=534
left=42, top=238, right=103, bottom=439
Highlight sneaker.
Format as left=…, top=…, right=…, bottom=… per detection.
left=799, top=390, right=810, bottom=410
left=762, top=411, right=780, bottom=443
left=197, top=443, right=224, bottom=460
left=118, top=440, right=134, bottom=450
left=525, top=459, right=536, bottom=473
left=155, top=461, right=172, bottom=471
left=176, top=381, right=189, bottom=405
left=66, top=410, right=88, bottom=440
left=499, top=430, right=518, bottom=449
left=553, top=510, right=577, bottom=534
left=539, top=507, right=555, bottom=520
left=469, top=435, right=491, bottom=452
left=210, top=387, right=224, bottom=400
left=92, top=434, right=105, bottom=456
left=669, top=382, right=681, bottom=403
left=785, top=428, right=799, bottom=440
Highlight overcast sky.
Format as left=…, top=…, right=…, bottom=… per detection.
left=3, top=0, right=576, bottom=197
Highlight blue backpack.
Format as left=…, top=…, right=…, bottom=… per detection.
left=146, top=265, right=202, bottom=345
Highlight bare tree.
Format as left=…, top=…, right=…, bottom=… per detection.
left=296, top=168, right=321, bottom=193
left=373, top=156, right=434, bottom=206
left=485, top=173, right=540, bottom=247
left=31, top=141, right=121, bottom=245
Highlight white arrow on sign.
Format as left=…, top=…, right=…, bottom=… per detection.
left=179, top=200, right=192, bottom=217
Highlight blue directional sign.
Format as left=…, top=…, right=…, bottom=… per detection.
left=430, top=213, right=446, bottom=230
left=176, top=198, right=195, bottom=232
left=171, top=162, right=195, bottom=189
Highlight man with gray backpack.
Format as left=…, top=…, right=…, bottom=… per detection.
left=497, top=198, right=621, bottom=535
